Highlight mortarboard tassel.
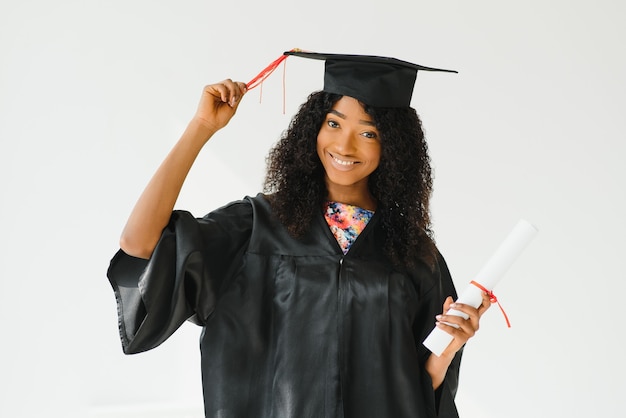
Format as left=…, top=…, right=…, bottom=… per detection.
left=246, top=48, right=301, bottom=113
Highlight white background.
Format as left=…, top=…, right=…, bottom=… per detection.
left=1, top=1, right=625, bottom=417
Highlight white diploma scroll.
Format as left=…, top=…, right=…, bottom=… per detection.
left=423, top=218, right=538, bottom=357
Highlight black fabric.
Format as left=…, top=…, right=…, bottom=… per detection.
left=284, top=51, right=457, bottom=108
left=107, top=193, right=461, bottom=418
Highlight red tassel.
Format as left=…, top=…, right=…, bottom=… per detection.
left=246, top=48, right=300, bottom=90
left=246, top=48, right=300, bottom=113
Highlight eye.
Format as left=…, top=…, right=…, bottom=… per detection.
left=327, top=119, right=339, bottom=128
left=361, top=131, right=379, bottom=140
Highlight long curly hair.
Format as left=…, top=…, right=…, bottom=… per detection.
left=263, top=91, right=436, bottom=268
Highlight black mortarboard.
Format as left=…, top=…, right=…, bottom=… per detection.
left=283, top=50, right=457, bottom=108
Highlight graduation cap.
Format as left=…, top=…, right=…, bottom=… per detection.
left=247, top=49, right=457, bottom=108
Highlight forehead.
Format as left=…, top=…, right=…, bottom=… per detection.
left=329, top=96, right=372, bottom=118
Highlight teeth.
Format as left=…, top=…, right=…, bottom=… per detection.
left=332, top=156, right=356, bottom=165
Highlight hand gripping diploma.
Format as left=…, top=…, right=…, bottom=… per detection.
left=424, top=219, right=538, bottom=358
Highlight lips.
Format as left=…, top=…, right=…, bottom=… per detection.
left=329, top=152, right=358, bottom=167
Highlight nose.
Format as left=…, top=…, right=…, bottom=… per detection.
left=334, top=130, right=357, bottom=154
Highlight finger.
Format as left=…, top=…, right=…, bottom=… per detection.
left=235, top=81, right=247, bottom=95
left=207, top=82, right=227, bottom=99
left=436, top=310, right=468, bottom=330
left=229, top=81, right=247, bottom=109
left=477, top=292, right=492, bottom=316
left=446, top=302, right=474, bottom=319
left=436, top=318, right=474, bottom=339
left=206, top=80, right=234, bottom=105
left=442, top=296, right=455, bottom=312
left=444, top=302, right=480, bottom=331
left=218, top=79, right=247, bottom=107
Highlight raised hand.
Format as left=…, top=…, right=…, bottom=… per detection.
left=193, top=79, right=247, bottom=137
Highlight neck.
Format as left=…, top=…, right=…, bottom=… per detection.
left=325, top=182, right=377, bottom=211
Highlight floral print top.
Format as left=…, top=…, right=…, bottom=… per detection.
left=323, top=201, right=374, bottom=254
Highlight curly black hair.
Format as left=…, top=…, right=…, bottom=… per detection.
left=263, top=91, right=436, bottom=268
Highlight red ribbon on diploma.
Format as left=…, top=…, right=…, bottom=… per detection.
left=470, top=280, right=511, bottom=328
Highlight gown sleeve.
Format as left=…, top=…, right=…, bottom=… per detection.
left=413, top=251, right=463, bottom=418
left=107, top=200, right=253, bottom=354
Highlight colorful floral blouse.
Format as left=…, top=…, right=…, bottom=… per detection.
left=323, top=201, right=375, bottom=254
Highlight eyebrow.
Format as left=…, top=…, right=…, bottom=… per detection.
left=328, top=110, right=376, bottom=127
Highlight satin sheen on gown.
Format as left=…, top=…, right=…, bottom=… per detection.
left=107, top=193, right=461, bottom=418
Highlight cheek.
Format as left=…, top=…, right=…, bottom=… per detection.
left=369, top=144, right=382, bottom=165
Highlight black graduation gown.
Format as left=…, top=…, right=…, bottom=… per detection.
left=107, top=193, right=462, bottom=418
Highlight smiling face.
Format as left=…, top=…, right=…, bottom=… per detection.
left=316, top=96, right=381, bottom=210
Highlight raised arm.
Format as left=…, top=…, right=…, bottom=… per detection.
left=119, top=80, right=247, bottom=259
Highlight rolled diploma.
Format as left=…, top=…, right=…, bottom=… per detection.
left=423, top=218, right=538, bottom=357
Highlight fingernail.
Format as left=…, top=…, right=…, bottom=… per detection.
left=450, top=303, right=457, bottom=309
left=435, top=315, right=442, bottom=320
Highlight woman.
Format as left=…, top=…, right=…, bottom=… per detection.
left=108, top=51, right=491, bottom=418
